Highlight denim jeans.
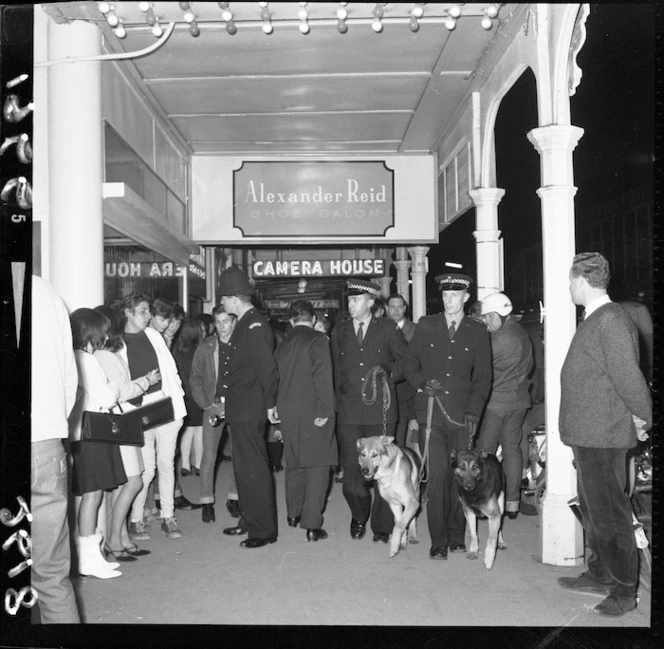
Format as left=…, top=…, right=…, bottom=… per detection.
left=31, top=439, right=80, bottom=623
left=200, top=410, right=225, bottom=504
left=477, top=407, right=528, bottom=503
left=573, top=445, right=638, bottom=597
left=130, top=418, right=182, bottom=521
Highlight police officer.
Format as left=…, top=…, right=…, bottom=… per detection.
left=216, top=266, right=280, bottom=548
left=331, top=279, right=408, bottom=543
left=403, top=272, right=492, bottom=560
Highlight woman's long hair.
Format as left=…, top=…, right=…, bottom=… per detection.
left=174, top=318, right=204, bottom=354
left=94, top=302, right=125, bottom=353
left=70, top=308, right=110, bottom=352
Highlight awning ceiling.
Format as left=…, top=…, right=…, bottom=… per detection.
left=43, top=2, right=517, bottom=156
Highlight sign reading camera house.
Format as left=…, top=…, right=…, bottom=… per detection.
left=234, top=161, right=394, bottom=238
left=253, top=258, right=385, bottom=278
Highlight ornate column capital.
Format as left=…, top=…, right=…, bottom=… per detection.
left=469, top=187, right=506, bottom=209
left=527, top=125, right=584, bottom=155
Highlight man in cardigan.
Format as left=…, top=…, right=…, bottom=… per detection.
left=331, top=279, right=408, bottom=543
left=558, top=252, right=652, bottom=617
left=403, top=272, right=492, bottom=560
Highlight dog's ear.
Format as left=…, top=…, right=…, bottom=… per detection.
left=450, top=450, right=457, bottom=464
left=381, top=436, right=395, bottom=446
left=356, top=438, right=365, bottom=451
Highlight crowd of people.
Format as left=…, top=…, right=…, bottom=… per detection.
left=30, top=251, right=652, bottom=622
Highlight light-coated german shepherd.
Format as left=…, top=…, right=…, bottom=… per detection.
left=451, top=449, right=507, bottom=569
left=356, top=435, right=421, bottom=558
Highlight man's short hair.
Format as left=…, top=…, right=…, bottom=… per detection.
left=151, top=297, right=175, bottom=319
left=571, top=252, right=611, bottom=289
left=120, top=292, right=152, bottom=321
left=289, top=299, right=316, bottom=322
left=212, top=304, right=236, bottom=322
left=172, top=302, right=185, bottom=321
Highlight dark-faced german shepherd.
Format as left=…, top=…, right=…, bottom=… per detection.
left=451, top=449, right=507, bottom=569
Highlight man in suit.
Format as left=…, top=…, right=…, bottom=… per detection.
left=216, top=266, right=280, bottom=549
left=403, top=272, right=492, bottom=560
left=557, top=252, right=652, bottom=617
left=274, top=300, right=337, bottom=542
left=386, top=293, right=418, bottom=449
left=331, top=279, right=408, bottom=543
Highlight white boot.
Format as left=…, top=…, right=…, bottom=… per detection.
left=94, top=528, right=120, bottom=570
left=76, top=534, right=122, bottom=579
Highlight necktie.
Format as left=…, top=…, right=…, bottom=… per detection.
left=448, top=321, right=456, bottom=339
left=357, top=321, right=364, bottom=346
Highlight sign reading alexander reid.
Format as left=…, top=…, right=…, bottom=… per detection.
left=234, top=161, right=394, bottom=237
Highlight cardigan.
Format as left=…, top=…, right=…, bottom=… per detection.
left=559, top=302, right=652, bottom=449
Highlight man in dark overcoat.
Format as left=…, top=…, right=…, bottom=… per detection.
left=557, top=252, right=652, bottom=617
left=217, top=266, right=280, bottom=549
left=403, top=272, right=492, bottom=560
left=330, top=279, right=408, bottom=543
left=274, top=300, right=337, bottom=542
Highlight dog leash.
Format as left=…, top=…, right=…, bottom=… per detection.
left=420, top=394, right=469, bottom=483
left=361, top=366, right=392, bottom=436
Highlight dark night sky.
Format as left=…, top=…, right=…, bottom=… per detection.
left=430, top=3, right=657, bottom=304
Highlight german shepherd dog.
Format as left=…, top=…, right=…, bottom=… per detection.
left=450, top=449, right=507, bottom=569
left=356, top=436, right=421, bottom=558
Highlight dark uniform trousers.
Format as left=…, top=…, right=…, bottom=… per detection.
left=338, top=422, right=395, bottom=535
left=231, top=419, right=278, bottom=540
left=285, top=466, right=331, bottom=530
left=420, top=419, right=472, bottom=548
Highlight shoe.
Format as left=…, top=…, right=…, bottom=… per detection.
left=373, top=532, right=389, bottom=544
left=223, top=517, right=247, bottom=536
left=174, top=495, right=202, bottom=510
left=76, top=534, right=122, bottom=579
left=123, top=544, right=151, bottom=557
left=240, top=537, right=277, bottom=549
left=306, top=528, right=328, bottom=542
left=449, top=542, right=466, bottom=553
left=193, top=467, right=200, bottom=476
left=180, top=468, right=192, bottom=477
left=521, top=477, right=530, bottom=489
left=226, top=499, right=241, bottom=518
left=505, top=511, right=519, bottom=520
left=220, top=454, right=232, bottom=462
left=143, top=507, right=160, bottom=524
left=161, top=517, right=183, bottom=540
left=520, top=502, right=538, bottom=516
left=334, top=468, right=344, bottom=484
left=430, top=546, right=448, bottom=560
left=350, top=519, right=366, bottom=540
left=128, top=520, right=150, bottom=541
left=557, top=573, right=614, bottom=595
left=202, top=503, right=215, bottom=523
left=103, top=543, right=138, bottom=562
left=593, top=593, right=636, bottom=617
left=287, top=516, right=301, bottom=528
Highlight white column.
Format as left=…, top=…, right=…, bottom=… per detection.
left=47, top=19, right=104, bottom=311
left=394, top=247, right=411, bottom=303
left=406, top=246, right=429, bottom=323
left=470, top=188, right=505, bottom=301
left=528, top=124, right=585, bottom=566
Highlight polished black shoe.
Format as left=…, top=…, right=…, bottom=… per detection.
left=180, top=468, right=192, bottom=477
left=505, top=511, right=519, bottom=520
left=430, top=546, right=448, bottom=560
left=193, top=467, right=200, bottom=476
left=174, top=495, right=202, bottom=510
left=240, top=537, right=277, bottom=549
left=593, top=593, right=636, bottom=617
left=202, top=503, right=215, bottom=523
left=287, top=516, right=301, bottom=528
left=306, top=528, right=328, bottom=542
left=223, top=517, right=247, bottom=536
left=350, top=519, right=366, bottom=540
left=449, top=542, right=466, bottom=553
left=373, top=532, right=389, bottom=544
left=226, top=499, right=241, bottom=518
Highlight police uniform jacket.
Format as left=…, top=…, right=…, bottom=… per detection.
left=225, top=307, right=279, bottom=423
left=403, top=314, right=492, bottom=426
left=331, top=317, right=408, bottom=426
left=274, top=326, right=337, bottom=467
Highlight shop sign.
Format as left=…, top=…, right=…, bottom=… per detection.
left=234, top=161, right=394, bottom=237
left=253, top=258, right=384, bottom=278
left=105, top=262, right=205, bottom=279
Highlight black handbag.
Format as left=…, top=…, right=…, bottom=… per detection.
left=80, top=408, right=144, bottom=446
left=130, top=395, right=174, bottom=431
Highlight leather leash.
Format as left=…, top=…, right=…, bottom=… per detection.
left=361, top=366, right=391, bottom=437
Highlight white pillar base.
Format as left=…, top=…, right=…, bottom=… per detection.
left=540, top=492, right=585, bottom=566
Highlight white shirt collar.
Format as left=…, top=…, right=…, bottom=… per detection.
left=584, top=294, right=612, bottom=319
left=354, top=315, right=372, bottom=333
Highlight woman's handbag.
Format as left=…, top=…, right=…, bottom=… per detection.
left=80, top=407, right=145, bottom=446
left=127, top=392, right=175, bottom=431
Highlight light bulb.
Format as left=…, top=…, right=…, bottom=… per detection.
left=98, top=2, right=111, bottom=14
left=337, top=8, right=347, bottom=20
left=115, top=23, right=126, bottom=38
left=188, top=22, right=200, bottom=36
left=152, top=23, right=163, bottom=37
left=444, top=16, right=456, bottom=30
left=449, top=5, right=461, bottom=18
left=222, top=9, right=233, bottom=21
left=481, top=16, right=492, bottom=29
left=409, top=15, right=419, bottom=32
left=486, top=4, right=499, bottom=18
left=226, top=20, right=237, bottom=34
left=337, top=19, right=347, bottom=33
left=262, top=22, right=273, bottom=34
left=138, top=1, right=150, bottom=11
left=146, top=9, right=156, bottom=25
left=178, top=1, right=190, bottom=10
left=372, top=5, right=383, bottom=19
left=107, top=12, right=119, bottom=27
left=259, top=1, right=268, bottom=7
left=298, top=8, right=308, bottom=20
left=299, top=21, right=310, bottom=34
left=372, top=19, right=383, bottom=32
left=411, top=5, right=424, bottom=18
left=261, top=7, right=270, bottom=21
left=184, top=10, right=195, bottom=23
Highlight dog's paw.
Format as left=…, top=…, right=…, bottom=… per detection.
left=388, top=548, right=400, bottom=558
left=498, top=541, right=507, bottom=550
left=408, top=537, right=419, bottom=545
left=466, top=551, right=479, bottom=560
left=484, top=558, right=496, bottom=570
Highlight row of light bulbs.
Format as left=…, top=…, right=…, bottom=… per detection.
left=97, top=2, right=501, bottom=39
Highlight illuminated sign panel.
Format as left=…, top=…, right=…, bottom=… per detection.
left=252, top=259, right=385, bottom=277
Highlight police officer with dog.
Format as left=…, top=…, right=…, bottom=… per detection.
left=331, top=279, right=408, bottom=544
left=403, top=271, right=492, bottom=560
